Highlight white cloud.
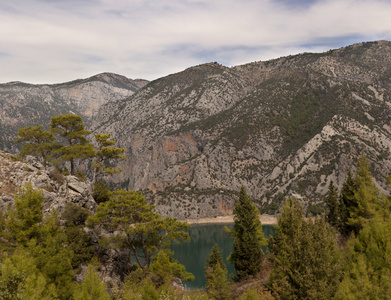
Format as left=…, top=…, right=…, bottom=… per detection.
left=0, top=0, right=390, bottom=83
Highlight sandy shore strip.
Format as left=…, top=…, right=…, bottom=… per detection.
left=186, top=214, right=277, bottom=225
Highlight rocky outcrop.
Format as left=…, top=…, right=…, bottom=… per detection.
left=0, top=151, right=96, bottom=213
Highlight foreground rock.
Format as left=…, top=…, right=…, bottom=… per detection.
left=0, top=151, right=96, bottom=213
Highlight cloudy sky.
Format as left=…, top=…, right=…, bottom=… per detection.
left=1, top=0, right=390, bottom=84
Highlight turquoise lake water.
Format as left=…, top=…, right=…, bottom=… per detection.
left=170, top=223, right=276, bottom=289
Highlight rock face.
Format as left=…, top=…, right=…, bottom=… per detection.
left=92, top=41, right=391, bottom=218
left=0, top=151, right=96, bottom=213
left=0, top=73, right=148, bottom=151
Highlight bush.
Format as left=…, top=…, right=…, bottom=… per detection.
left=92, top=181, right=111, bottom=204
left=62, top=203, right=91, bottom=227
left=48, top=169, right=65, bottom=185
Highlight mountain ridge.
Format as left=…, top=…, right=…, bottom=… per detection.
left=91, top=40, right=391, bottom=218
left=0, top=72, right=148, bottom=152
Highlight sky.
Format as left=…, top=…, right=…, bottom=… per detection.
left=1, top=0, right=390, bottom=84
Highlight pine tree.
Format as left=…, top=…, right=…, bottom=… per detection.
left=50, top=114, right=95, bottom=174
left=87, top=190, right=190, bottom=269
left=336, top=217, right=391, bottom=299
left=325, top=180, right=340, bottom=228
left=5, top=183, right=44, bottom=246
left=228, top=186, right=266, bottom=280
left=340, top=154, right=382, bottom=236
left=73, top=264, right=111, bottom=300
left=15, top=124, right=56, bottom=167
left=204, top=243, right=230, bottom=300
left=268, top=198, right=343, bottom=299
left=150, top=250, right=194, bottom=285
left=93, top=133, right=125, bottom=184
left=339, top=170, right=357, bottom=236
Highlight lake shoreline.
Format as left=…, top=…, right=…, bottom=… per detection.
left=185, top=214, right=278, bottom=225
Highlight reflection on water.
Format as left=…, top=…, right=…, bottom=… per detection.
left=170, top=223, right=276, bottom=289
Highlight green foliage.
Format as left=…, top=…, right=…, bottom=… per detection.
left=50, top=113, right=95, bottom=175
left=340, top=154, right=384, bottom=236
left=227, top=186, right=266, bottom=280
left=339, top=170, right=357, bottom=236
left=87, top=189, right=190, bottom=269
left=204, top=243, right=231, bottom=300
left=141, top=278, right=159, bottom=300
left=325, top=180, right=340, bottom=227
left=348, top=154, right=382, bottom=232
left=73, top=264, right=110, bottom=300
left=92, top=181, right=111, bottom=204
left=236, top=288, right=261, bottom=300
left=336, top=217, right=391, bottom=299
left=306, top=202, right=325, bottom=216
left=62, top=202, right=91, bottom=227
left=29, top=212, right=75, bottom=299
left=0, top=250, right=58, bottom=300
left=268, top=198, right=343, bottom=300
left=93, top=133, right=125, bottom=184
left=75, top=169, right=87, bottom=182
left=151, top=250, right=194, bottom=285
left=6, top=183, right=44, bottom=246
left=14, top=124, right=56, bottom=167
left=62, top=203, right=94, bottom=268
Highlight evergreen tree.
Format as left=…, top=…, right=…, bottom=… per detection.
left=15, top=124, right=56, bottom=167
left=61, top=203, right=94, bottom=268
left=0, top=249, right=58, bottom=300
left=92, top=181, right=111, bottom=204
left=339, top=170, right=357, bottom=236
left=50, top=114, right=95, bottom=175
left=336, top=217, right=391, bottom=299
left=5, top=183, right=44, bottom=246
left=227, top=186, right=266, bottom=280
left=268, top=198, right=343, bottom=300
left=73, top=264, right=111, bottom=300
left=87, top=190, right=190, bottom=269
left=350, top=154, right=381, bottom=229
left=29, top=212, right=75, bottom=300
left=204, top=243, right=230, bottom=300
left=150, top=250, right=194, bottom=286
left=93, top=133, right=125, bottom=184
left=325, top=180, right=340, bottom=228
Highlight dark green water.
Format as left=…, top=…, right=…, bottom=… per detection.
left=170, top=223, right=276, bottom=289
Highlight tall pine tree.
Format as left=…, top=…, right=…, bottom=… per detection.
left=268, top=198, right=343, bottom=299
left=325, top=180, right=340, bottom=228
left=339, top=170, right=357, bottom=236
left=50, top=114, right=95, bottom=175
left=227, top=186, right=267, bottom=280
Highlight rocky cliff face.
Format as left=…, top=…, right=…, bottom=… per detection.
left=0, top=73, right=148, bottom=151
left=92, top=41, right=391, bottom=218
left=0, top=151, right=96, bottom=213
